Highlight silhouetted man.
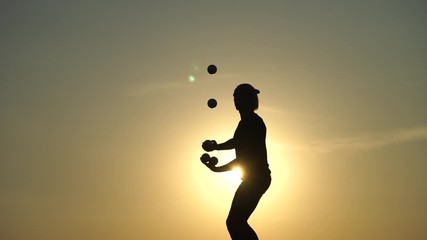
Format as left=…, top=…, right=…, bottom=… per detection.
left=202, top=83, right=271, bottom=240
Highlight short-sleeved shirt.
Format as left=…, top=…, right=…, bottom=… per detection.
left=233, top=112, right=271, bottom=181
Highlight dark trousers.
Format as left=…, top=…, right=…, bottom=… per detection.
left=226, top=176, right=271, bottom=240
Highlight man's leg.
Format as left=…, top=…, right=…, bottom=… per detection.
left=226, top=179, right=270, bottom=240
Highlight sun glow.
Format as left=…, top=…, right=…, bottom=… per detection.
left=192, top=145, right=244, bottom=209
left=223, top=167, right=243, bottom=185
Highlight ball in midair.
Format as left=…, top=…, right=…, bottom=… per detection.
left=207, top=64, right=217, bottom=74
left=207, top=98, right=217, bottom=108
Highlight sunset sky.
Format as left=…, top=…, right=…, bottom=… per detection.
left=1, top=1, right=426, bottom=239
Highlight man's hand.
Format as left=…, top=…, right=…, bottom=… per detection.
left=206, top=164, right=219, bottom=172
left=202, top=140, right=217, bottom=152
left=200, top=154, right=219, bottom=172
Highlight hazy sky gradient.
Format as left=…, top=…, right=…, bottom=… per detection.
left=1, top=1, right=426, bottom=239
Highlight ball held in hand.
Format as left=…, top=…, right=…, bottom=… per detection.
left=200, top=153, right=210, bottom=164
left=207, top=156, right=218, bottom=167
left=202, top=140, right=217, bottom=152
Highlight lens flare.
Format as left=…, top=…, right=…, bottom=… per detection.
left=232, top=167, right=243, bottom=180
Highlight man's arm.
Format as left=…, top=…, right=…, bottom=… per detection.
left=216, top=138, right=236, bottom=150
left=202, top=138, right=236, bottom=152
left=208, top=159, right=239, bottom=172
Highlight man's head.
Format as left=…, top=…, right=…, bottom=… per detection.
left=233, top=83, right=260, bottom=112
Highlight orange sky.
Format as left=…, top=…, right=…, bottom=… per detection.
left=1, top=1, right=427, bottom=239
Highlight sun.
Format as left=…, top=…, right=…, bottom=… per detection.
left=233, top=167, right=243, bottom=179
left=222, top=167, right=243, bottom=185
